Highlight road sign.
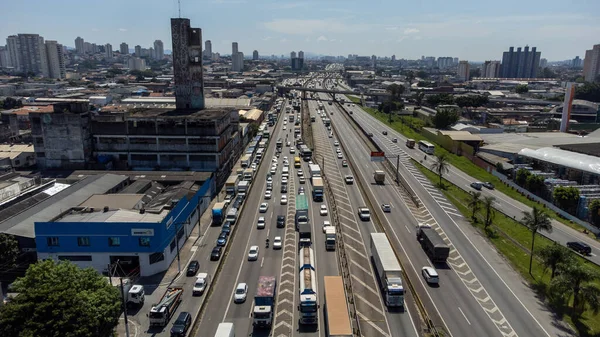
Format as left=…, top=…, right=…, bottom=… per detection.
left=370, top=151, right=385, bottom=162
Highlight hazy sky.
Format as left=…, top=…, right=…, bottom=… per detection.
left=3, top=0, right=599, bottom=61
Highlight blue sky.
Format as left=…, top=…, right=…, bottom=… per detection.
left=3, top=0, right=600, bottom=61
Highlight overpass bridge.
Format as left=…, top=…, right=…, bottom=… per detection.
left=276, top=85, right=391, bottom=97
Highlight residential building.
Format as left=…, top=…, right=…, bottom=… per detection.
left=105, top=43, right=113, bottom=59
left=437, top=57, right=454, bottom=69
left=6, top=36, right=20, bottom=69
left=204, top=40, right=212, bottom=59
left=128, top=57, right=146, bottom=71
left=148, top=47, right=154, bottom=59
left=45, top=40, right=66, bottom=79
left=572, top=56, right=582, bottom=68
left=457, top=60, right=470, bottom=81
left=0, top=46, right=10, bottom=68
left=75, top=36, right=84, bottom=54
left=501, top=46, right=541, bottom=78
left=583, top=44, right=600, bottom=82
left=231, top=42, right=243, bottom=72
left=16, top=34, right=49, bottom=77
left=171, top=18, right=205, bottom=109
left=539, top=58, right=548, bottom=69
left=481, top=60, right=501, bottom=78
left=153, top=40, right=164, bottom=60
left=290, top=51, right=303, bottom=71
left=298, top=50, right=304, bottom=59
left=232, top=42, right=238, bottom=55
left=120, top=42, right=129, bottom=54
left=253, top=50, right=259, bottom=60
left=134, top=45, right=142, bottom=56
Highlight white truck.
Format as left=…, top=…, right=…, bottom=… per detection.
left=105, top=277, right=145, bottom=307
left=325, top=227, right=336, bottom=251
left=370, top=233, right=404, bottom=307
left=299, top=247, right=318, bottom=325
left=214, top=322, right=234, bottom=337
left=308, top=164, right=321, bottom=179
left=226, top=207, right=238, bottom=224
left=237, top=180, right=250, bottom=197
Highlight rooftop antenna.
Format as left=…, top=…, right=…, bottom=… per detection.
left=178, top=0, right=181, bottom=18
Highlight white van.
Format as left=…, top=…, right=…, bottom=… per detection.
left=193, top=273, right=210, bottom=296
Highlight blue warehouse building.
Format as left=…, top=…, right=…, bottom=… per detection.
left=35, top=174, right=214, bottom=277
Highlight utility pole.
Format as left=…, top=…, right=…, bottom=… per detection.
left=119, top=277, right=131, bottom=337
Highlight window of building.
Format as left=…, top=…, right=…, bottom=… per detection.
left=149, top=252, right=165, bottom=265
left=47, top=237, right=59, bottom=247
left=108, top=237, right=120, bottom=247
left=58, top=255, right=92, bottom=262
left=170, top=238, right=176, bottom=252
left=139, top=237, right=151, bottom=247
left=77, top=237, right=90, bottom=246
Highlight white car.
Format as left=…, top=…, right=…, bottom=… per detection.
left=248, top=246, right=259, bottom=261
left=345, top=175, right=354, bottom=184
left=280, top=195, right=288, bottom=205
left=337, top=153, right=343, bottom=159
left=297, top=169, right=303, bottom=177
left=329, top=133, right=333, bottom=138
left=290, top=148, right=296, bottom=154
left=381, top=204, right=391, bottom=212
left=270, top=167, right=276, bottom=175
left=299, top=177, right=306, bottom=184
left=322, top=220, right=332, bottom=233
left=336, top=148, right=341, bottom=154
left=284, top=121, right=288, bottom=125
left=234, top=283, right=248, bottom=303
left=320, top=204, right=328, bottom=216
left=193, top=273, right=209, bottom=296
left=281, top=176, right=288, bottom=184
left=422, top=266, right=439, bottom=284
left=259, top=203, right=268, bottom=213
left=264, top=190, right=272, bottom=199
left=286, top=141, right=291, bottom=147
left=267, top=176, right=272, bottom=182
left=334, top=141, right=339, bottom=146
left=272, top=158, right=278, bottom=163
left=283, top=126, right=287, bottom=130
left=283, top=156, right=288, bottom=161
left=273, top=236, right=282, bottom=249
left=251, top=163, right=257, bottom=171
left=257, top=217, right=265, bottom=229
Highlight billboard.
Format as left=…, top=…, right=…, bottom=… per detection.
left=370, top=151, right=385, bottom=162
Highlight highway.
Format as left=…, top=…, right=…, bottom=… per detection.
left=326, top=85, right=574, bottom=336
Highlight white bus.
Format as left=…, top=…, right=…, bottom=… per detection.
left=240, top=154, right=251, bottom=168
left=418, top=140, right=435, bottom=155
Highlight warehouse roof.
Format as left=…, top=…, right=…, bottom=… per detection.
left=518, top=147, right=600, bottom=176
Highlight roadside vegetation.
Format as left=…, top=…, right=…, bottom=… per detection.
left=346, top=94, right=597, bottom=238
left=415, top=160, right=600, bottom=336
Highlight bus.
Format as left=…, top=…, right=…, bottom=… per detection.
left=418, top=140, right=435, bottom=154
left=323, top=276, right=352, bottom=337
left=294, top=157, right=301, bottom=168
left=241, top=154, right=251, bottom=168
left=299, top=145, right=313, bottom=161
left=405, top=139, right=415, bottom=149
left=276, top=138, right=283, bottom=150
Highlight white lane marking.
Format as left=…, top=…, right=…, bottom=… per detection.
left=261, top=257, right=264, bottom=268
left=458, top=307, right=472, bottom=325
left=404, top=225, right=411, bottom=233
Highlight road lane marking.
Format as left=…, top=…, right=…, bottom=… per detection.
left=458, top=307, right=471, bottom=325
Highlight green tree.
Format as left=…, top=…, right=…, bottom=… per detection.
left=2, top=97, right=23, bottom=110
left=416, top=70, right=428, bottom=79
left=589, top=199, right=600, bottom=226
left=538, top=244, right=573, bottom=279
left=550, top=261, right=600, bottom=313
left=522, top=206, right=553, bottom=274
left=482, top=196, right=496, bottom=229
left=515, top=168, right=531, bottom=187
left=553, top=186, right=580, bottom=215
left=248, top=123, right=259, bottom=138
left=0, top=234, right=20, bottom=268
left=526, top=174, right=546, bottom=196
left=455, top=95, right=489, bottom=119
left=515, top=84, right=529, bottom=94
left=575, top=82, right=600, bottom=103
left=469, top=68, right=481, bottom=79
left=414, top=91, right=425, bottom=107
left=468, top=191, right=482, bottom=221
left=0, top=260, right=121, bottom=337
left=432, top=108, right=459, bottom=129
left=426, top=93, right=455, bottom=106
left=430, top=153, right=450, bottom=187
left=386, top=83, right=405, bottom=101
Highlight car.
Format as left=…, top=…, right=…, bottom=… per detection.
left=367, top=132, right=373, bottom=137
left=422, top=266, right=439, bottom=284
left=392, top=138, right=398, bottom=143
left=234, top=283, right=248, bottom=303
left=277, top=215, right=286, bottom=228
left=297, top=169, right=303, bottom=176
left=382, top=130, right=388, bottom=135
left=283, top=126, right=287, bottom=130
left=328, top=133, right=333, bottom=138
left=259, top=203, right=268, bottom=213
left=216, top=233, right=228, bottom=246
left=193, top=273, right=210, bottom=295
left=273, top=236, right=283, bottom=249
left=210, top=246, right=223, bottom=261
left=299, top=176, right=306, bottom=184
left=221, top=222, right=231, bottom=235
left=267, top=175, right=273, bottom=182
left=281, top=195, right=288, bottom=205
left=266, top=183, right=273, bottom=191
left=342, top=160, right=348, bottom=167
left=281, top=176, right=288, bottom=184
left=270, top=167, right=276, bottom=175
left=251, top=163, right=257, bottom=171
left=248, top=246, right=259, bottom=261
left=186, top=260, right=199, bottom=276
left=320, top=204, right=328, bottom=216
left=334, top=141, right=339, bottom=146
left=322, top=220, right=332, bottom=233
left=336, top=148, right=342, bottom=154
left=470, top=182, right=483, bottom=190
left=482, top=182, right=495, bottom=190
left=358, top=207, right=371, bottom=221
left=345, top=175, right=354, bottom=184
left=170, top=311, right=192, bottom=337
left=284, top=121, right=288, bottom=125
left=381, top=204, right=391, bottom=212
left=337, top=153, right=343, bottom=159
left=567, top=241, right=592, bottom=255
left=286, top=141, right=291, bottom=147
left=257, top=217, right=266, bottom=229
left=290, top=148, right=296, bottom=154
left=298, top=187, right=305, bottom=194
left=264, top=190, right=272, bottom=199
left=281, top=184, right=288, bottom=193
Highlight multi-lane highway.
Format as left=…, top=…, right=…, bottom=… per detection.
left=322, top=83, right=574, bottom=336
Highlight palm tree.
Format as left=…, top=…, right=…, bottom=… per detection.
left=538, top=244, right=573, bottom=279
left=430, top=153, right=450, bottom=187
left=468, top=192, right=482, bottom=221
left=550, top=261, right=600, bottom=313
left=482, top=196, right=496, bottom=229
left=522, top=206, right=553, bottom=274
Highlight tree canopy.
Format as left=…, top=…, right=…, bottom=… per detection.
left=2, top=97, right=23, bottom=110
left=515, top=84, right=529, bottom=94
left=0, top=234, right=20, bottom=268
left=454, top=95, right=489, bottom=108
left=575, top=82, right=600, bottom=103
left=432, top=108, right=459, bottom=129
left=553, top=186, right=580, bottom=215
left=426, top=93, right=455, bottom=106
left=0, top=260, right=122, bottom=337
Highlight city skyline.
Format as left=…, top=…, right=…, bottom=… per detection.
left=2, top=0, right=600, bottom=60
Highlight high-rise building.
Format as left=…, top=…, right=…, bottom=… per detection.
left=583, top=44, right=600, bottom=82
left=232, top=42, right=238, bottom=55
left=154, top=40, right=164, bottom=60
left=290, top=51, right=296, bottom=59
left=539, top=58, right=548, bottom=69
left=298, top=50, right=304, bottom=59
left=171, top=18, right=204, bottom=109
left=6, top=36, right=20, bottom=70
left=134, top=45, right=142, bottom=56
left=45, top=40, right=65, bottom=79
left=105, top=43, right=113, bottom=58
left=572, top=56, right=582, bottom=69
left=481, top=60, right=501, bottom=78
left=437, top=57, right=454, bottom=69
left=457, top=60, right=470, bottom=81
left=453, top=57, right=459, bottom=65
left=75, top=36, right=84, bottom=54
left=120, top=42, right=129, bottom=54
left=232, top=52, right=244, bottom=72
left=127, top=57, right=146, bottom=71
left=16, top=34, right=49, bottom=77
left=253, top=50, right=259, bottom=60
left=0, top=46, right=9, bottom=68
left=501, top=46, right=541, bottom=78
left=204, top=40, right=212, bottom=59
left=391, top=55, right=396, bottom=62
left=371, top=55, right=377, bottom=69
left=148, top=48, right=154, bottom=59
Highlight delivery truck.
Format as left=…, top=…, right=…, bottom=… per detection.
left=212, top=202, right=226, bottom=226
left=312, top=177, right=324, bottom=202
left=416, top=223, right=450, bottom=263
left=370, top=233, right=404, bottom=307
left=253, top=276, right=277, bottom=328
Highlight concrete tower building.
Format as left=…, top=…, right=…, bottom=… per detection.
left=154, top=40, right=164, bottom=60
left=75, top=36, right=84, bottom=55
left=17, top=34, right=49, bottom=77
left=457, top=60, right=470, bottom=81
left=204, top=40, right=212, bottom=59
left=253, top=50, right=259, bottom=60
left=134, top=45, right=142, bottom=56
left=231, top=42, right=243, bottom=71
left=501, top=46, right=541, bottom=78
left=583, top=44, right=600, bottom=82
left=105, top=43, right=113, bottom=58
left=45, top=40, right=66, bottom=79
left=120, top=42, right=129, bottom=54
left=6, top=36, right=21, bottom=70
left=171, top=18, right=204, bottom=109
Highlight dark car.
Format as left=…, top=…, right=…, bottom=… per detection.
left=382, top=130, right=388, bottom=135
left=367, top=132, right=373, bottom=137
left=281, top=184, right=288, bottom=193
left=298, top=187, right=305, bottom=195
left=277, top=215, right=286, bottom=228
left=210, top=246, right=223, bottom=261
left=170, top=311, right=191, bottom=337
left=482, top=182, right=495, bottom=190
left=221, top=222, right=231, bottom=235
left=186, top=260, right=199, bottom=276
left=567, top=241, right=592, bottom=255
left=216, top=233, right=228, bottom=246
